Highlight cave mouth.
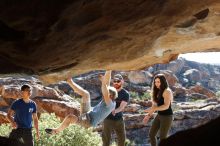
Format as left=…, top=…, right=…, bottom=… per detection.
left=179, top=52, right=220, bottom=65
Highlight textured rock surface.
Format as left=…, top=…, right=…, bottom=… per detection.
left=94, top=98, right=220, bottom=144
left=189, top=84, right=216, bottom=98
left=1, top=0, right=220, bottom=83
left=0, top=77, right=80, bottom=123
left=0, top=75, right=219, bottom=145
left=159, top=116, right=220, bottom=146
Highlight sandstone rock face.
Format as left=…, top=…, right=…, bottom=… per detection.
left=0, top=73, right=219, bottom=145
left=0, top=77, right=80, bottom=124
left=172, top=85, right=187, bottom=98
left=183, top=69, right=202, bottom=83
left=0, top=111, right=8, bottom=124
left=128, top=71, right=152, bottom=85
left=95, top=98, right=220, bottom=145
left=34, top=96, right=80, bottom=119
left=152, top=58, right=186, bottom=75
left=1, top=1, right=220, bottom=83
left=189, top=84, right=216, bottom=98
left=159, top=116, right=220, bottom=146
left=154, top=70, right=179, bottom=87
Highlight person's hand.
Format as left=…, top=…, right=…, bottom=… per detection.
left=66, top=76, right=72, bottom=84
left=98, top=74, right=104, bottom=82
left=142, top=115, right=150, bottom=125
left=36, top=131, right=40, bottom=141
left=144, top=108, right=153, bottom=113
left=11, top=121, right=17, bottom=129
left=144, top=107, right=155, bottom=115
left=152, top=104, right=157, bottom=109
left=112, top=110, right=116, bottom=116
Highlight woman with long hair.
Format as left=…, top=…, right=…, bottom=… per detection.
left=143, top=74, right=173, bottom=146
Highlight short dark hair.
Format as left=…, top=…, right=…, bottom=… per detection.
left=21, top=84, right=31, bottom=91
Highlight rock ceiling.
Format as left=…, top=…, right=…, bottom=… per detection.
left=0, top=0, right=220, bottom=83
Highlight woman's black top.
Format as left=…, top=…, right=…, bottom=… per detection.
left=157, top=94, right=173, bottom=115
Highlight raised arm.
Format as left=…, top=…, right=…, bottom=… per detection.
left=101, top=71, right=112, bottom=106
left=103, top=70, right=111, bottom=86
left=66, top=77, right=90, bottom=98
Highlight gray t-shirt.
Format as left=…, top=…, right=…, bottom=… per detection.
left=88, top=99, right=115, bottom=127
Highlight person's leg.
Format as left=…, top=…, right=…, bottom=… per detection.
left=81, top=96, right=91, bottom=115
left=46, top=114, right=79, bottom=134
left=158, top=115, right=173, bottom=142
left=78, top=90, right=92, bottom=128
left=114, top=119, right=126, bottom=146
left=55, top=114, right=79, bottom=133
left=22, top=130, right=33, bottom=146
left=102, top=119, right=114, bottom=146
left=149, top=115, right=160, bottom=146
left=9, top=129, right=22, bottom=142
left=46, top=78, right=91, bottom=134
left=66, top=77, right=91, bottom=114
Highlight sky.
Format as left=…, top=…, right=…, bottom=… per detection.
left=178, top=52, right=220, bottom=64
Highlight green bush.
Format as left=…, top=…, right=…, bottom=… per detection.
left=130, top=91, right=151, bottom=101
left=216, top=91, right=220, bottom=99
left=130, top=91, right=139, bottom=99
left=0, top=113, right=102, bottom=146
left=140, top=92, right=151, bottom=100
left=0, top=123, right=11, bottom=136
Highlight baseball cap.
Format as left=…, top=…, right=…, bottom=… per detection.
left=113, top=74, right=123, bottom=80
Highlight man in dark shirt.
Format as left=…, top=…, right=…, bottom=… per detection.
left=7, top=84, right=40, bottom=146
left=102, top=74, right=130, bottom=146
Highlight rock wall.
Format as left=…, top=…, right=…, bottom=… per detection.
left=0, top=1, right=220, bottom=83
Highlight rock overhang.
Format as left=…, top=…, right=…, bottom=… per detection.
left=0, top=0, right=220, bottom=83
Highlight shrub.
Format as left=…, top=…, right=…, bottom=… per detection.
left=140, top=92, right=151, bottom=100
left=130, top=91, right=139, bottom=99
left=0, top=113, right=102, bottom=146
left=0, top=124, right=11, bottom=137
left=216, top=91, right=220, bottom=99
left=130, top=91, right=151, bottom=101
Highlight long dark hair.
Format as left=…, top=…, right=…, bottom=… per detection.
left=152, top=74, right=169, bottom=103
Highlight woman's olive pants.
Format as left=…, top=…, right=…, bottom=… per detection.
left=149, top=114, right=173, bottom=146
